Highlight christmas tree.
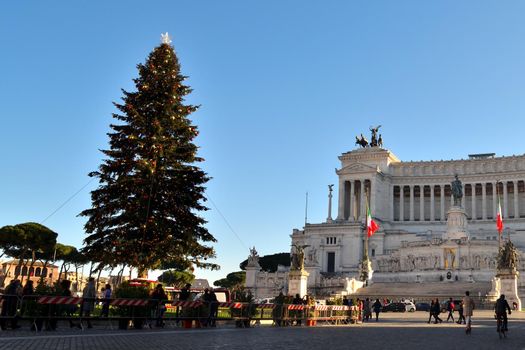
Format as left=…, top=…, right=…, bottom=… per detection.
left=80, top=33, right=217, bottom=276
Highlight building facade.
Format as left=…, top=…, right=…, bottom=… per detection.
left=247, top=145, right=525, bottom=298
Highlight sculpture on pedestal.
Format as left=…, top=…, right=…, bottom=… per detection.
left=291, top=244, right=308, bottom=271
left=247, top=246, right=260, bottom=267
left=451, top=174, right=463, bottom=206
left=498, top=240, right=519, bottom=271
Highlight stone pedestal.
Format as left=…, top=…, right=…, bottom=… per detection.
left=288, top=269, right=310, bottom=297
left=443, top=206, right=468, bottom=241
left=497, top=269, right=521, bottom=310
left=245, top=266, right=260, bottom=291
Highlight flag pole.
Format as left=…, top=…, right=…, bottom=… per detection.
left=496, top=181, right=501, bottom=249
left=305, top=192, right=308, bottom=227
left=364, top=187, right=370, bottom=261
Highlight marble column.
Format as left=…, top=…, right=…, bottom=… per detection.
left=492, top=182, right=497, bottom=219
left=399, top=186, right=405, bottom=222
left=359, top=180, right=365, bottom=221
left=440, top=184, right=445, bottom=221
left=461, top=183, right=466, bottom=208
left=337, top=178, right=345, bottom=221
left=370, top=178, right=376, bottom=215
left=430, top=185, right=435, bottom=221
left=419, top=185, right=424, bottom=221
left=514, top=181, right=519, bottom=219
left=482, top=183, right=487, bottom=220
left=471, top=183, right=476, bottom=220
left=503, top=181, right=508, bottom=218
left=389, top=184, right=395, bottom=221
left=409, top=185, right=414, bottom=221
left=349, top=181, right=355, bottom=221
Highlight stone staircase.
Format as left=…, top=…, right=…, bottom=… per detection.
left=353, top=281, right=491, bottom=299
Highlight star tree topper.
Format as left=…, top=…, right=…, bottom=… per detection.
left=161, top=32, right=172, bottom=44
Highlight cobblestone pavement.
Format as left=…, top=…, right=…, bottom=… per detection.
left=1, top=311, right=524, bottom=350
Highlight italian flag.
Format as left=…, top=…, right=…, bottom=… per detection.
left=367, top=206, right=379, bottom=237
left=496, top=197, right=503, bottom=235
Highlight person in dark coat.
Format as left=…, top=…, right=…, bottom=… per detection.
left=363, top=298, right=371, bottom=322
left=495, top=294, right=512, bottom=332
left=456, top=301, right=465, bottom=324
left=179, top=283, right=191, bottom=301
left=151, top=284, right=168, bottom=327
left=1, top=280, right=21, bottom=330
left=372, top=299, right=382, bottom=322
left=427, top=299, right=435, bottom=323
left=432, top=298, right=443, bottom=324
left=446, top=297, right=455, bottom=322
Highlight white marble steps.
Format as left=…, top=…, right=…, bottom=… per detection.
left=353, top=282, right=491, bottom=298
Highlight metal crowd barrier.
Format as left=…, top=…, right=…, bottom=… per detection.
left=0, top=294, right=363, bottom=331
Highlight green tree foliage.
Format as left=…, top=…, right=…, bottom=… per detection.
left=0, top=223, right=58, bottom=282
left=0, top=223, right=57, bottom=261
left=80, top=38, right=217, bottom=275
left=157, top=269, right=195, bottom=287
left=213, top=271, right=246, bottom=290
left=239, top=252, right=290, bottom=272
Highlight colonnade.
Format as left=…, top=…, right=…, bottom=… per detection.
left=337, top=179, right=372, bottom=222
left=391, top=180, right=524, bottom=222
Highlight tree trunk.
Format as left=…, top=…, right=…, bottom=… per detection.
left=0, top=263, right=13, bottom=288
left=137, top=266, right=148, bottom=279
left=25, top=251, right=37, bottom=285
left=14, top=255, right=26, bottom=280
left=117, top=264, right=126, bottom=286
left=96, top=267, right=103, bottom=291
left=58, top=261, right=65, bottom=281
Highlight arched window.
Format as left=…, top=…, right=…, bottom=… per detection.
left=35, top=267, right=41, bottom=276
left=14, top=266, right=21, bottom=276
left=22, top=266, right=28, bottom=276
left=29, top=267, right=34, bottom=276
left=42, top=267, right=48, bottom=277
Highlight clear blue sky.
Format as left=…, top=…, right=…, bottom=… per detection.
left=2, top=1, right=525, bottom=284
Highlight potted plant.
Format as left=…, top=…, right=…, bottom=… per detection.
left=231, top=288, right=256, bottom=328
left=113, top=281, right=151, bottom=330
left=304, top=295, right=316, bottom=326
left=26, top=279, right=56, bottom=331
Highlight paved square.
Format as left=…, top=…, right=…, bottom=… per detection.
left=0, top=311, right=524, bottom=350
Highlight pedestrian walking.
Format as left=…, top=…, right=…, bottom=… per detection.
left=151, top=284, right=168, bottom=327
left=208, top=289, right=219, bottom=327
left=432, top=298, right=443, bottom=324
left=0, top=279, right=21, bottom=330
left=446, top=297, right=455, bottom=322
left=363, top=298, right=371, bottom=322
left=101, top=284, right=111, bottom=317
left=372, top=299, right=382, bottom=322
left=427, top=299, right=435, bottom=323
left=462, top=291, right=475, bottom=334
left=81, top=277, right=96, bottom=329
left=456, top=301, right=465, bottom=324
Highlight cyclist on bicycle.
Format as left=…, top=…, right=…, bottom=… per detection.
left=495, top=294, right=512, bottom=333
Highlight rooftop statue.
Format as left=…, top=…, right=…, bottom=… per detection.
left=369, top=125, right=381, bottom=147
left=355, top=134, right=369, bottom=148
left=355, top=125, right=382, bottom=148
left=451, top=174, right=463, bottom=206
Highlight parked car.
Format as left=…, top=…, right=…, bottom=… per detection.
left=404, top=301, right=416, bottom=312
left=440, top=300, right=461, bottom=313
left=415, top=302, right=431, bottom=312
left=382, top=302, right=406, bottom=312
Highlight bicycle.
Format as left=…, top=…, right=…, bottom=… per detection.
left=496, top=312, right=508, bottom=339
